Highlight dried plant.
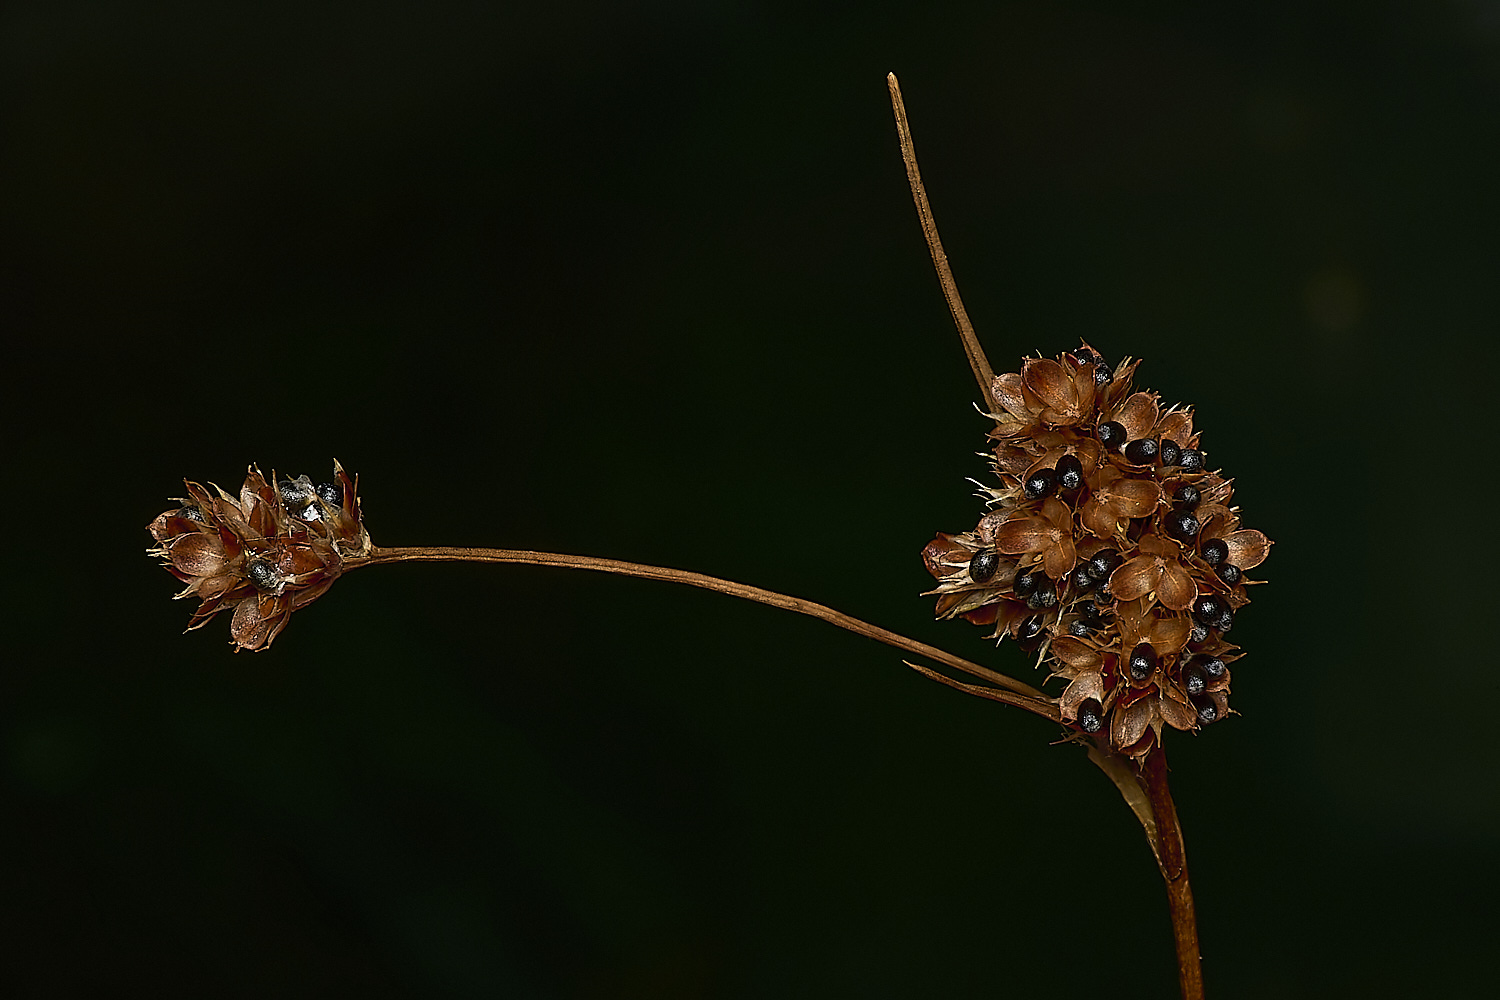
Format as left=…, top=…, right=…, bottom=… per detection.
left=146, top=75, right=1270, bottom=1000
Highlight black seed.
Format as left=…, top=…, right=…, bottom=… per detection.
left=1192, top=695, right=1219, bottom=725
left=1165, top=510, right=1201, bottom=541
left=968, top=550, right=1000, bottom=583
left=1076, top=599, right=1108, bottom=625
left=1189, top=622, right=1210, bottom=644
left=246, top=561, right=278, bottom=591
left=1073, top=349, right=1097, bottom=367
left=1172, top=484, right=1202, bottom=509
left=315, top=482, right=343, bottom=506
left=1215, top=562, right=1242, bottom=586
left=1070, top=564, right=1096, bottom=592
left=1192, top=595, right=1226, bottom=625
left=1027, top=586, right=1058, bottom=610
left=1123, top=438, right=1159, bottom=464
left=278, top=479, right=313, bottom=507
left=1068, top=619, right=1095, bottom=637
left=1078, top=699, right=1104, bottom=733
left=1095, top=581, right=1115, bottom=604
left=1128, top=642, right=1157, bottom=681
left=1179, top=449, right=1205, bottom=474
left=1216, top=606, right=1235, bottom=633
left=1056, top=454, right=1084, bottom=491
left=1182, top=662, right=1207, bottom=696
left=1013, top=570, right=1041, bottom=598
left=177, top=505, right=205, bottom=523
left=1097, top=421, right=1127, bottom=449
left=1159, top=439, right=1181, bottom=466
left=1199, top=656, right=1227, bottom=679
left=1024, top=467, right=1058, bottom=500
left=1086, top=548, right=1121, bottom=580
left=1016, top=615, right=1046, bottom=649
left=1200, top=538, right=1229, bottom=566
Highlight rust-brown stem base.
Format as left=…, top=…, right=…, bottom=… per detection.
left=1141, top=746, right=1204, bottom=1000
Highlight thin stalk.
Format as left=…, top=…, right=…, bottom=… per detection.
left=887, top=72, right=996, bottom=409
left=1140, top=746, right=1205, bottom=1000
left=349, top=545, right=1057, bottom=718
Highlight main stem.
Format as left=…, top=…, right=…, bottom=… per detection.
left=1140, top=747, right=1204, bottom=1000
left=348, top=545, right=1057, bottom=719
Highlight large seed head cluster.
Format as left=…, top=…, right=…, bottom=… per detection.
left=921, top=345, right=1270, bottom=758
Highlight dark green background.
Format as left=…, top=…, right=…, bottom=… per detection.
left=7, top=1, right=1497, bottom=996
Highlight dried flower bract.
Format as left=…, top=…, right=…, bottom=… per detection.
left=922, top=345, right=1271, bottom=758
left=147, top=462, right=370, bottom=651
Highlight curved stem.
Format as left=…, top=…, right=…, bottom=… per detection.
left=887, top=72, right=996, bottom=410
left=348, top=545, right=1058, bottom=719
left=1140, top=746, right=1204, bottom=1000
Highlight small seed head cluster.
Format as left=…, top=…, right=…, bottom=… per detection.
left=147, top=462, right=370, bottom=651
left=922, top=345, right=1270, bottom=757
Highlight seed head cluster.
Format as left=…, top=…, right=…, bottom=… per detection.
left=922, top=345, right=1270, bottom=757
left=147, top=462, right=370, bottom=651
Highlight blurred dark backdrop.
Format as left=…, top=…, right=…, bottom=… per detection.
left=6, top=1, right=1498, bottom=996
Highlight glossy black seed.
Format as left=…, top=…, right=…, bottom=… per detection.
left=1093, top=364, right=1111, bottom=386
left=1027, top=586, right=1058, bottom=611
left=1123, top=437, right=1159, bottom=464
left=1172, top=484, right=1202, bottom=509
left=1159, top=439, right=1181, bottom=466
left=1179, top=448, right=1205, bottom=474
left=1189, top=622, right=1210, bottom=644
left=1056, top=454, right=1084, bottom=491
left=1128, top=643, right=1158, bottom=681
left=1097, top=421, right=1127, bottom=449
left=1165, top=511, right=1201, bottom=541
left=177, top=505, right=205, bottom=523
left=1192, top=595, right=1226, bottom=625
left=278, top=479, right=313, bottom=507
left=1073, top=349, right=1097, bottom=367
left=1094, top=581, right=1114, bottom=604
left=1015, top=615, right=1046, bottom=649
left=1200, top=538, right=1229, bottom=566
left=1070, top=564, right=1096, bottom=592
left=246, top=561, right=278, bottom=591
left=1024, top=467, right=1058, bottom=500
left=1215, top=562, right=1242, bottom=586
left=1068, top=619, right=1095, bottom=637
left=968, top=550, right=1001, bottom=583
left=316, top=482, right=343, bottom=506
left=1216, top=606, right=1235, bottom=633
left=1086, top=548, right=1121, bottom=580
left=1078, top=699, right=1105, bottom=734
left=1182, top=662, right=1207, bottom=696
left=1076, top=599, right=1108, bottom=625
left=1013, top=570, right=1042, bottom=598
left=1199, top=656, right=1227, bottom=679
left=1193, top=696, right=1218, bottom=725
